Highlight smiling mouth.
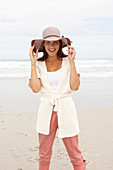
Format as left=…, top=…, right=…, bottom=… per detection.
left=49, top=49, right=56, bottom=52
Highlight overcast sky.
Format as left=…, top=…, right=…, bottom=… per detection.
left=0, top=0, right=113, bottom=60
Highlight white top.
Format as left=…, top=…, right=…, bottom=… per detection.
left=47, top=67, right=62, bottom=93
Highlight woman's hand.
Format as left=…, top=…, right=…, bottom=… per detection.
left=67, top=45, right=76, bottom=63
left=29, top=44, right=38, bottom=64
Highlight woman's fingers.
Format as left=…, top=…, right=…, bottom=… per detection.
left=31, top=44, right=35, bottom=53
left=67, top=45, right=75, bottom=50
left=29, top=45, right=34, bottom=56
left=29, top=44, right=38, bottom=63
left=30, top=44, right=35, bottom=52
left=36, top=49, right=39, bottom=56
left=67, top=45, right=76, bottom=55
left=32, top=44, right=35, bottom=48
left=66, top=49, right=76, bottom=53
left=67, top=45, right=76, bottom=59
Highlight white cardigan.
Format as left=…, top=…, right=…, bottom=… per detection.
left=29, top=57, right=80, bottom=138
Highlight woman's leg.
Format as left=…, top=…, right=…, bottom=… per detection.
left=38, top=105, right=58, bottom=170
left=62, top=135, right=86, bottom=170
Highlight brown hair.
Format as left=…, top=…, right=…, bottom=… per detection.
left=37, top=40, right=68, bottom=61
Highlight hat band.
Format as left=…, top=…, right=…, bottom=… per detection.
left=44, top=35, right=60, bottom=39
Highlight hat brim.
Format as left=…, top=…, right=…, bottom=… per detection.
left=31, top=37, right=72, bottom=53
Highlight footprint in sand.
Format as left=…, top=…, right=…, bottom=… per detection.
left=20, top=132, right=28, bottom=136
left=1, top=120, right=4, bottom=123
left=27, top=157, right=37, bottom=163
left=29, top=146, right=38, bottom=152
left=15, top=132, right=28, bottom=136
left=12, top=152, right=19, bottom=158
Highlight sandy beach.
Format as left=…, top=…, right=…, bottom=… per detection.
left=0, top=77, right=113, bottom=170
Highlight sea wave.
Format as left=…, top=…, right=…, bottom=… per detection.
left=0, top=60, right=113, bottom=78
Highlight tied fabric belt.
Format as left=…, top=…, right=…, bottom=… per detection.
left=40, top=93, right=71, bottom=127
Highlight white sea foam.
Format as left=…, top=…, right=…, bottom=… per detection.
left=0, top=59, right=113, bottom=78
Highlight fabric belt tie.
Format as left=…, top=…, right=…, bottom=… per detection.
left=41, top=94, right=71, bottom=127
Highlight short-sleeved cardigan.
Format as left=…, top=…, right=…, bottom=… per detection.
left=35, top=57, right=80, bottom=138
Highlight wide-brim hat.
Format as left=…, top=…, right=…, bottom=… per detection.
left=31, top=26, right=72, bottom=53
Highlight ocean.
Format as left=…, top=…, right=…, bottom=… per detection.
left=0, top=59, right=113, bottom=78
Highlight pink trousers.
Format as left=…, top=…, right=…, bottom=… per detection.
left=38, top=105, right=85, bottom=170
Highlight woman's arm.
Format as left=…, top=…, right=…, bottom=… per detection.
left=29, top=62, right=41, bottom=93
left=28, top=45, right=41, bottom=93
left=67, top=45, right=80, bottom=91
left=69, top=60, right=80, bottom=91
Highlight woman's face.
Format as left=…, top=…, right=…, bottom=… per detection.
left=43, top=40, right=60, bottom=56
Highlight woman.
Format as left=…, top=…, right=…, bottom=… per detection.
left=28, top=26, right=89, bottom=170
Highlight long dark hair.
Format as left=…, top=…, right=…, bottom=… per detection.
left=37, top=40, right=68, bottom=61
